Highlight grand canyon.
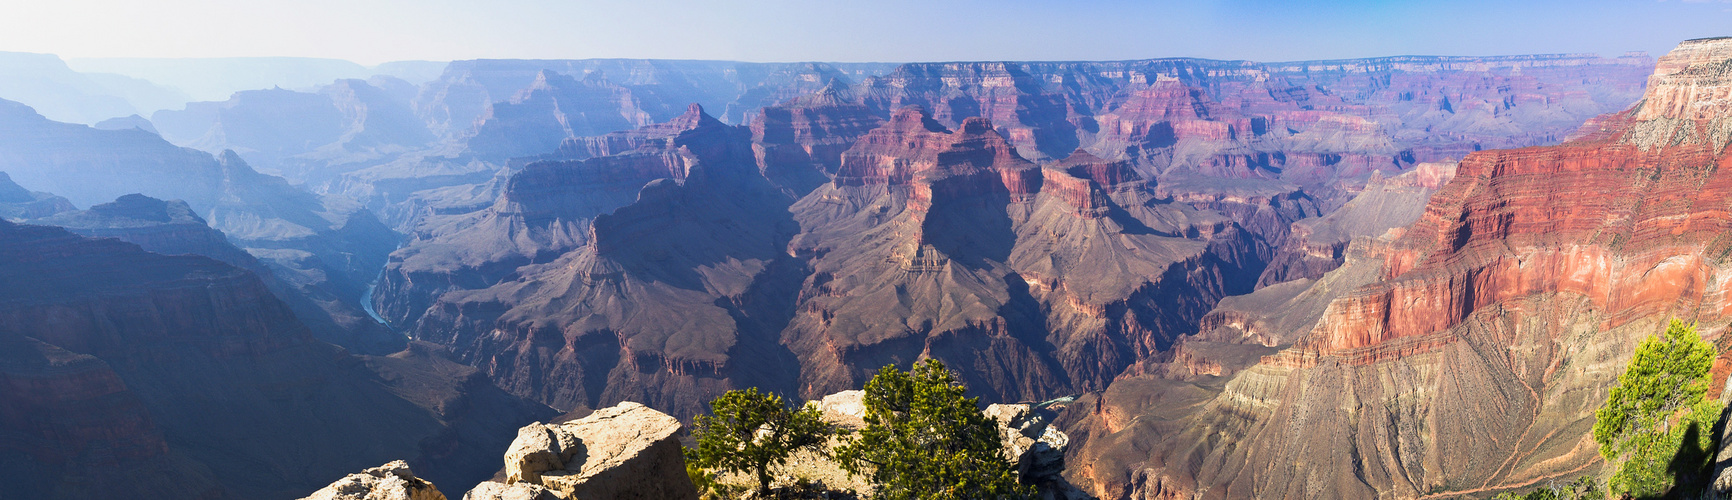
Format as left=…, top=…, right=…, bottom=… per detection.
left=3, top=3, right=1731, bottom=499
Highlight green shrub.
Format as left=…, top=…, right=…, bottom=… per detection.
left=1592, top=319, right=1722, bottom=498
left=688, top=387, right=833, bottom=496
left=832, top=359, right=1033, bottom=500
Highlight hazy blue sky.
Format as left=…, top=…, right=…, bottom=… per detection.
left=3, top=0, right=1729, bottom=65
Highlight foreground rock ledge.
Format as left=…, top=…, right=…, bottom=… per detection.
left=472, top=401, right=698, bottom=500
left=300, top=460, right=447, bottom=500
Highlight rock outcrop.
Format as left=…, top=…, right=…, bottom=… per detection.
left=477, top=402, right=697, bottom=500
left=1063, top=37, right=1732, bottom=499
left=301, top=461, right=447, bottom=500
left=986, top=402, right=1088, bottom=499
left=814, top=390, right=1083, bottom=498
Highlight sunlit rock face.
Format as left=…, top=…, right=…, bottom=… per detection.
left=383, top=100, right=1268, bottom=419
left=1063, top=37, right=1732, bottom=500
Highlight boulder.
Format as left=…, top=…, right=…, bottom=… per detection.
left=494, top=402, right=697, bottom=500
left=300, top=460, right=447, bottom=500
left=462, top=482, right=554, bottom=500
left=985, top=403, right=1088, bottom=500
left=816, top=390, right=867, bottom=429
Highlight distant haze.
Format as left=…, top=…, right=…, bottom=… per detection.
left=1, top=0, right=1728, bottom=65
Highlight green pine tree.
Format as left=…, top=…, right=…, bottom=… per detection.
left=1592, top=319, right=1722, bottom=498
left=688, top=387, right=833, bottom=496
left=833, top=359, right=1033, bottom=500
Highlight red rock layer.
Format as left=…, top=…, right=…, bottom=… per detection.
left=1062, top=37, right=1732, bottom=500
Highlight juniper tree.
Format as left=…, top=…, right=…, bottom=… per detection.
left=833, top=359, right=1033, bottom=500
left=1593, top=319, right=1722, bottom=498
left=688, top=387, right=833, bottom=496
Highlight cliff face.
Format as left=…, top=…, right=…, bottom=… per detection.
left=1256, top=161, right=1456, bottom=286
left=384, top=102, right=1265, bottom=417
left=401, top=104, right=797, bottom=417
left=0, top=220, right=552, bottom=500
left=839, top=55, right=1649, bottom=203
left=1062, top=37, right=1732, bottom=500
left=355, top=54, right=1642, bottom=244
left=784, top=107, right=1262, bottom=403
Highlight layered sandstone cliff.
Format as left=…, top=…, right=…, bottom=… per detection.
left=1063, top=37, right=1732, bottom=499
left=384, top=102, right=1267, bottom=418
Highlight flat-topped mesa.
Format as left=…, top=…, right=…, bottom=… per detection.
left=834, top=105, right=953, bottom=185
left=1043, top=150, right=1146, bottom=218
left=466, top=70, right=652, bottom=159
left=1625, top=37, right=1732, bottom=150
left=543, top=102, right=726, bottom=162
left=377, top=106, right=742, bottom=330
left=751, top=83, right=886, bottom=184
left=832, top=108, right=1042, bottom=214
left=1266, top=52, right=1656, bottom=74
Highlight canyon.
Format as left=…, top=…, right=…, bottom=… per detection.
left=0, top=40, right=1706, bottom=500
left=1061, top=36, right=1732, bottom=499
left=366, top=51, right=1654, bottom=422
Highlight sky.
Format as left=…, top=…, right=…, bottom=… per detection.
left=1, top=0, right=1729, bottom=65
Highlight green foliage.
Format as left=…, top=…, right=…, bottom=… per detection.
left=688, top=387, right=834, bottom=496
left=833, top=359, right=1033, bottom=500
left=686, top=460, right=745, bottom=500
left=1489, top=476, right=1599, bottom=500
left=1592, top=319, right=1723, bottom=498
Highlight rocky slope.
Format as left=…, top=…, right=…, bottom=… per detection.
left=1062, top=37, right=1732, bottom=499
left=0, top=171, right=74, bottom=220
left=0, top=99, right=403, bottom=353
left=0, top=220, right=553, bottom=499
left=348, top=53, right=1645, bottom=236
left=379, top=100, right=1267, bottom=418
left=1256, top=160, right=1457, bottom=286
left=29, top=194, right=402, bottom=355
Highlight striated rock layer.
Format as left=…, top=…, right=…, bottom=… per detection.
left=1255, top=161, right=1456, bottom=286
left=387, top=102, right=1266, bottom=417
left=1063, top=37, right=1732, bottom=499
